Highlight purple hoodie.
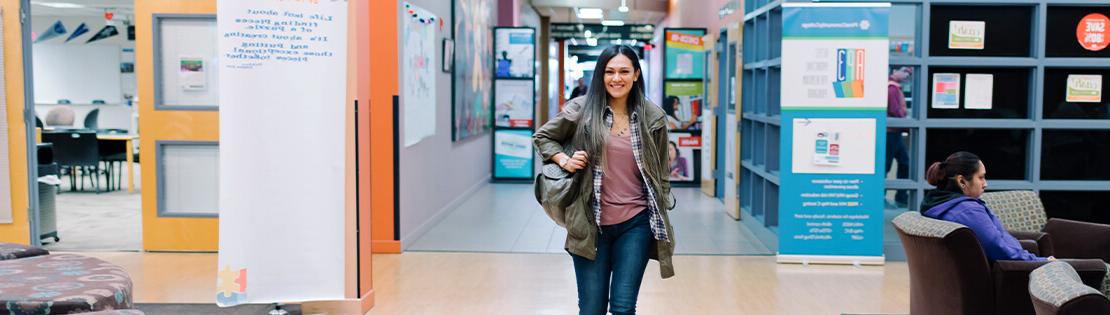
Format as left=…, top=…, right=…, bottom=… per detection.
left=923, top=196, right=1046, bottom=262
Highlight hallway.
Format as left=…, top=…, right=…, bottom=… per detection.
left=408, top=184, right=772, bottom=255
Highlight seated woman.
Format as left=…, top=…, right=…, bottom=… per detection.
left=920, top=151, right=1052, bottom=262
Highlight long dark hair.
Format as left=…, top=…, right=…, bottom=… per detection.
left=574, top=45, right=655, bottom=172
left=664, top=96, right=680, bottom=118
left=926, top=151, right=982, bottom=191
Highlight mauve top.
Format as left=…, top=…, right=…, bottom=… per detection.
left=600, top=133, right=648, bottom=225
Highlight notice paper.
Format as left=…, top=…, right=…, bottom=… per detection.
left=932, top=73, right=961, bottom=109
left=949, top=21, right=985, bottom=50
left=1066, top=74, right=1102, bottom=103
left=964, top=74, right=993, bottom=110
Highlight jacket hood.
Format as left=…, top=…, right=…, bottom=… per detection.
left=920, top=189, right=965, bottom=214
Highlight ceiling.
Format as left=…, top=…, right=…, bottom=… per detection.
left=30, top=0, right=133, bottom=18
left=531, top=0, right=668, bottom=25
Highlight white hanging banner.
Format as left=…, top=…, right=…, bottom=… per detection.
left=217, top=0, right=347, bottom=306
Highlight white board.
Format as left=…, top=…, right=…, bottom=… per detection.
left=32, top=44, right=121, bottom=104
left=217, top=0, right=348, bottom=306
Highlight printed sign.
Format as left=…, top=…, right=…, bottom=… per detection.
left=932, top=73, right=961, bottom=109
left=668, top=132, right=699, bottom=182
left=495, top=28, right=535, bottom=78
left=1077, top=13, right=1108, bottom=52
left=1067, top=74, right=1103, bottom=103
left=833, top=48, right=866, bottom=98
left=494, top=79, right=534, bottom=127
left=665, top=29, right=707, bottom=79
left=949, top=21, right=985, bottom=50
left=663, top=81, right=704, bottom=130
left=964, top=74, right=993, bottom=110
left=494, top=130, right=534, bottom=178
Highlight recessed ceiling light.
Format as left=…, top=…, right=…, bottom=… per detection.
left=33, top=2, right=86, bottom=9
left=602, top=20, right=625, bottom=26
left=619, top=0, right=629, bottom=12
left=577, top=8, right=603, bottom=19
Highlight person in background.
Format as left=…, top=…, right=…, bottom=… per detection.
left=886, top=66, right=912, bottom=207
left=920, top=151, right=1053, bottom=262
left=569, top=77, right=588, bottom=100
left=668, top=141, right=690, bottom=181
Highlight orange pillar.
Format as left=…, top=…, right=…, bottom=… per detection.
left=368, top=0, right=400, bottom=254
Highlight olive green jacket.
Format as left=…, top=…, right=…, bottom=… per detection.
left=533, top=96, right=676, bottom=279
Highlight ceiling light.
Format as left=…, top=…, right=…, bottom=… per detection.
left=602, top=20, right=625, bottom=26
left=577, top=8, right=603, bottom=19
left=587, top=38, right=598, bottom=46
left=34, top=2, right=85, bottom=9
left=619, top=0, right=629, bottom=12
left=584, top=30, right=592, bottom=38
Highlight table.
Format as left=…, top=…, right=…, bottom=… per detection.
left=96, top=134, right=139, bottom=193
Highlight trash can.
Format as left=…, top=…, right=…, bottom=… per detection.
left=36, top=143, right=59, bottom=243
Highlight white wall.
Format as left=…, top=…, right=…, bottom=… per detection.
left=398, top=0, right=494, bottom=246
left=31, top=16, right=136, bottom=131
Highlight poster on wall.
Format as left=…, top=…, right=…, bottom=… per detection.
left=663, top=81, right=703, bottom=130
left=217, top=0, right=347, bottom=306
left=453, top=0, right=496, bottom=141
left=1077, top=13, right=1108, bottom=52
left=494, top=28, right=534, bottom=78
left=668, top=131, right=700, bottom=183
left=931, top=73, right=961, bottom=109
left=949, top=20, right=985, bottom=50
left=494, top=129, right=534, bottom=179
left=402, top=2, right=438, bottom=147
left=665, top=29, right=706, bottom=79
left=179, top=56, right=207, bottom=90
left=964, top=74, right=993, bottom=110
left=779, top=3, right=889, bottom=265
left=1067, top=74, right=1103, bottom=103
left=494, top=80, right=534, bottom=127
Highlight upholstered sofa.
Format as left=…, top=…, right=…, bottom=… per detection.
left=1029, top=261, right=1110, bottom=315
left=893, top=212, right=1107, bottom=315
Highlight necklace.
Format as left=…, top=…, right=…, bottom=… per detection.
left=611, top=114, right=630, bottom=137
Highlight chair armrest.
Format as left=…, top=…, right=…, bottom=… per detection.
left=992, top=259, right=1107, bottom=315
left=1044, top=218, right=1110, bottom=262
left=1010, top=230, right=1055, bottom=257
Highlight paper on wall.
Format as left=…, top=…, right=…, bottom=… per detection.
left=1066, top=74, right=1102, bottom=103
left=949, top=21, right=985, bottom=50
left=964, top=74, right=993, bottom=110
left=179, top=56, right=207, bottom=90
left=931, top=73, right=960, bottom=109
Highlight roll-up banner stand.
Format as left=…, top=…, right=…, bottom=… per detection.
left=492, top=27, right=537, bottom=182
left=777, top=3, right=889, bottom=266
left=217, top=0, right=348, bottom=305
left=663, top=27, right=707, bottom=187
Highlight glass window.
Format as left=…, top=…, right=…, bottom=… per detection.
left=1042, top=130, right=1110, bottom=180
left=884, top=128, right=916, bottom=180
left=1043, top=68, right=1110, bottom=119
left=889, top=4, right=919, bottom=57
left=159, top=142, right=219, bottom=217
left=1041, top=191, right=1110, bottom=225
left=883, top=189, right=917, bottom=260
left=926, top=67, right=1032, bottom=119
left=929, top=5, right=1034, bottom=57
left=926, top=129, right=1029, bottom=180
left=1046, top=6, right=1110, bottom=58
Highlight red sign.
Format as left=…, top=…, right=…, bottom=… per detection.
left=678, top=136, right=702, bottom=147
left=1077, top=13, right=1108, bottom=52
left=509, top=119, right=533, bottom=128
left=666, top=32, right=702, bottom=46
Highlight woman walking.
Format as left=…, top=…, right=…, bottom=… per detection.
left=534, top=45, right=677, bottom=315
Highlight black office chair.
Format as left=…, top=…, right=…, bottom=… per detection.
left=98, top=138, right=127, bottom=191
left=42, top=131, right=105, bottom=193
left=83, top=108, right=99, bottom=130
left=35, top=116, right=43, bottom=128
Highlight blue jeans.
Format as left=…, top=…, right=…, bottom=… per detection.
left=571, top=210, right=653, bottom=315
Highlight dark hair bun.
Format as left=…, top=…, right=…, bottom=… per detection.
left=926, top=162, right=946, bottom=186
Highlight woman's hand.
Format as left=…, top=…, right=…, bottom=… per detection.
left=557, top=151, right=589, bottom=173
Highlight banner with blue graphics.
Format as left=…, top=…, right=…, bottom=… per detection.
left=778, top=3, right=889, bottom=264
left=494, top=129, right=535, bottom=178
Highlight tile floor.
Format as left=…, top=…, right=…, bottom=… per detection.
left=408, top=184, right=772, bottom=255
left=41, top=164, right=142, bottom=251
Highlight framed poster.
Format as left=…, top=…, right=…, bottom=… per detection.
left=452, top=0, right=496, bottom=141
left=931, top=73, right=961, bottom=109
left=664, top=28, right=707, bottom=79
left=493, top=129, right=534, bottom=179
left=494, top=80, right=534, bottom=127
left=494, top=28, right=535, bottom=78
left=663, top=81, right=704, bottom=131
left=668, top=131, right=701, bottom=183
